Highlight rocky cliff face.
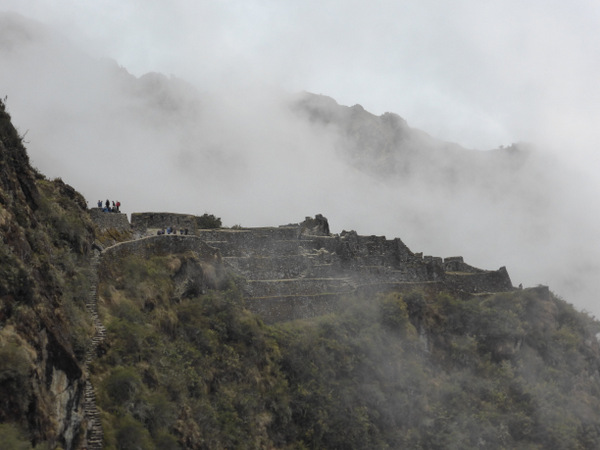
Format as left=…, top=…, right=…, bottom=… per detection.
left=0, top=100, right=96, bottom=449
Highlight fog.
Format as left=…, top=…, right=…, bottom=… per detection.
left=1, top=3, right=599, bottom=316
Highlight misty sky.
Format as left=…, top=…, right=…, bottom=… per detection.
left=2, top=1, right=600, bottom=315
left=4, top=0, right=600, bottom=153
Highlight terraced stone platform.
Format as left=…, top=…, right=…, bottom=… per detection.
left=96, top=213, right=514, bottom=322
left=193, top=221, right=512, bottom=322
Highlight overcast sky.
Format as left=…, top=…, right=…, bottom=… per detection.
left=2, top=1, right=600, bottom=314
left=3, top=0, right=600, bottom=154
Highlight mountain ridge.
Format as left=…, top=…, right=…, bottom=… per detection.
left=291, top=90, right=532, bottom=181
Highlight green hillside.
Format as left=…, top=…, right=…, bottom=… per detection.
left=93, top=250, right=600, bottom=449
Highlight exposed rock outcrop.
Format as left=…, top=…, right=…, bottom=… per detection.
left=300, top=214, right=330, bottom=236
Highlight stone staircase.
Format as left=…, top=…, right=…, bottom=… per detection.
left=83, top=249, right=106, bottom=450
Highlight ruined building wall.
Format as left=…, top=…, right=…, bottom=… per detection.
left=89, top=208, right=130, bottom=231
left=130, top=212, right=198, bottom=233
left=444, top=266, right=513, bottom=294
left=93, top=213, right=515, bottom=323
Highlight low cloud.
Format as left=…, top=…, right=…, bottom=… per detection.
left=1, top=10, right=599, bottom=316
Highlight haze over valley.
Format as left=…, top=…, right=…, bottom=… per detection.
left=1, top=5, right=599, bottom=315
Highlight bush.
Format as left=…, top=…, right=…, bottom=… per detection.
left=153, top=430, right=181, bottom=450
left=0, top=342, right=31, bottom=417
left=196, top=213, right=222, bottom=229
left=379, top=293, right=415, bottom=337
left=113, top=415, right=155, bottom=450
left=0, top=99, right=27, bottom=152
left=0, top=423, right=31, bottom=450
left=106, top=320, right=149, bottom=363
left=103, top=366, right=143, bottom=409
left=145, top=392, right=177, bottom=436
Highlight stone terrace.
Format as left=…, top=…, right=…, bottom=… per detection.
left=94, top=212, right=514, bottom=322
left=193, top=220, right=513, bottom=322
left=89, top=208, right=130, bottom=231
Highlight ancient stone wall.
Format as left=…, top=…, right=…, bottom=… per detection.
left=130, top=212, right=198, bottom=233
left=246, top=278, right=354, bottom=297
left=336, top=232, right=414, bottom=265
left=445, top=266, right=513, bottom=294
left=224, top=255, right=311, bottom=280
left=196, top=228, right=309, bottom=257
left=94, top=213, right=515, bottom=323
left=443, top=256, right=485, bottom=273
left=89, top=208, right=130, bottom=231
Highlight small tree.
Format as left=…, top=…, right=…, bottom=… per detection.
left=196, top=213, right=222, bottom=229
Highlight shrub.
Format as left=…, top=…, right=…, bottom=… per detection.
left=0, top=423, right=31, bottom=450
left=0, top=98, right=27, bottom=152
left=379, top=293, right=414, bottom=337
left=0, top=342, right=31, bottom=417
left=144, top=392, right=177, bottom=436
left=103, top=366, right=143, bottom=409
left=106, top=320, right=149, bottom=363
left=113, top=415, right=154, bottom=450
left=196, top=213, right=222, bottom=229
left=153, top=430, right=180, bottom=450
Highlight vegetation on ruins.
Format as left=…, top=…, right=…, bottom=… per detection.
left=196, top=213, right=222, bottom=229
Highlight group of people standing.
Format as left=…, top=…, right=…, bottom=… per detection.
left=157, top=227, right=189, bottom=235
left=98, top=199, right=120, bottom=213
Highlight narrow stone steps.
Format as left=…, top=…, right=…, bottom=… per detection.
left=82, top=250, right=105, bottom=450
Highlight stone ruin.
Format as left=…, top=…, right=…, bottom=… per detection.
left=89, top=208, right=130, bottom=231
left=93, top=212, right=514, bottom=322
left=130, top=212, right=198, bottom=235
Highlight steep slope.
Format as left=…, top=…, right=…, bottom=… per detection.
left=93, top=245, right=600, bottom=449
left=0, top=99, right=96, bottom=449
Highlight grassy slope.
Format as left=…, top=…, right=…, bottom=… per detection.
left=95, top=250, right=600, bottom=449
